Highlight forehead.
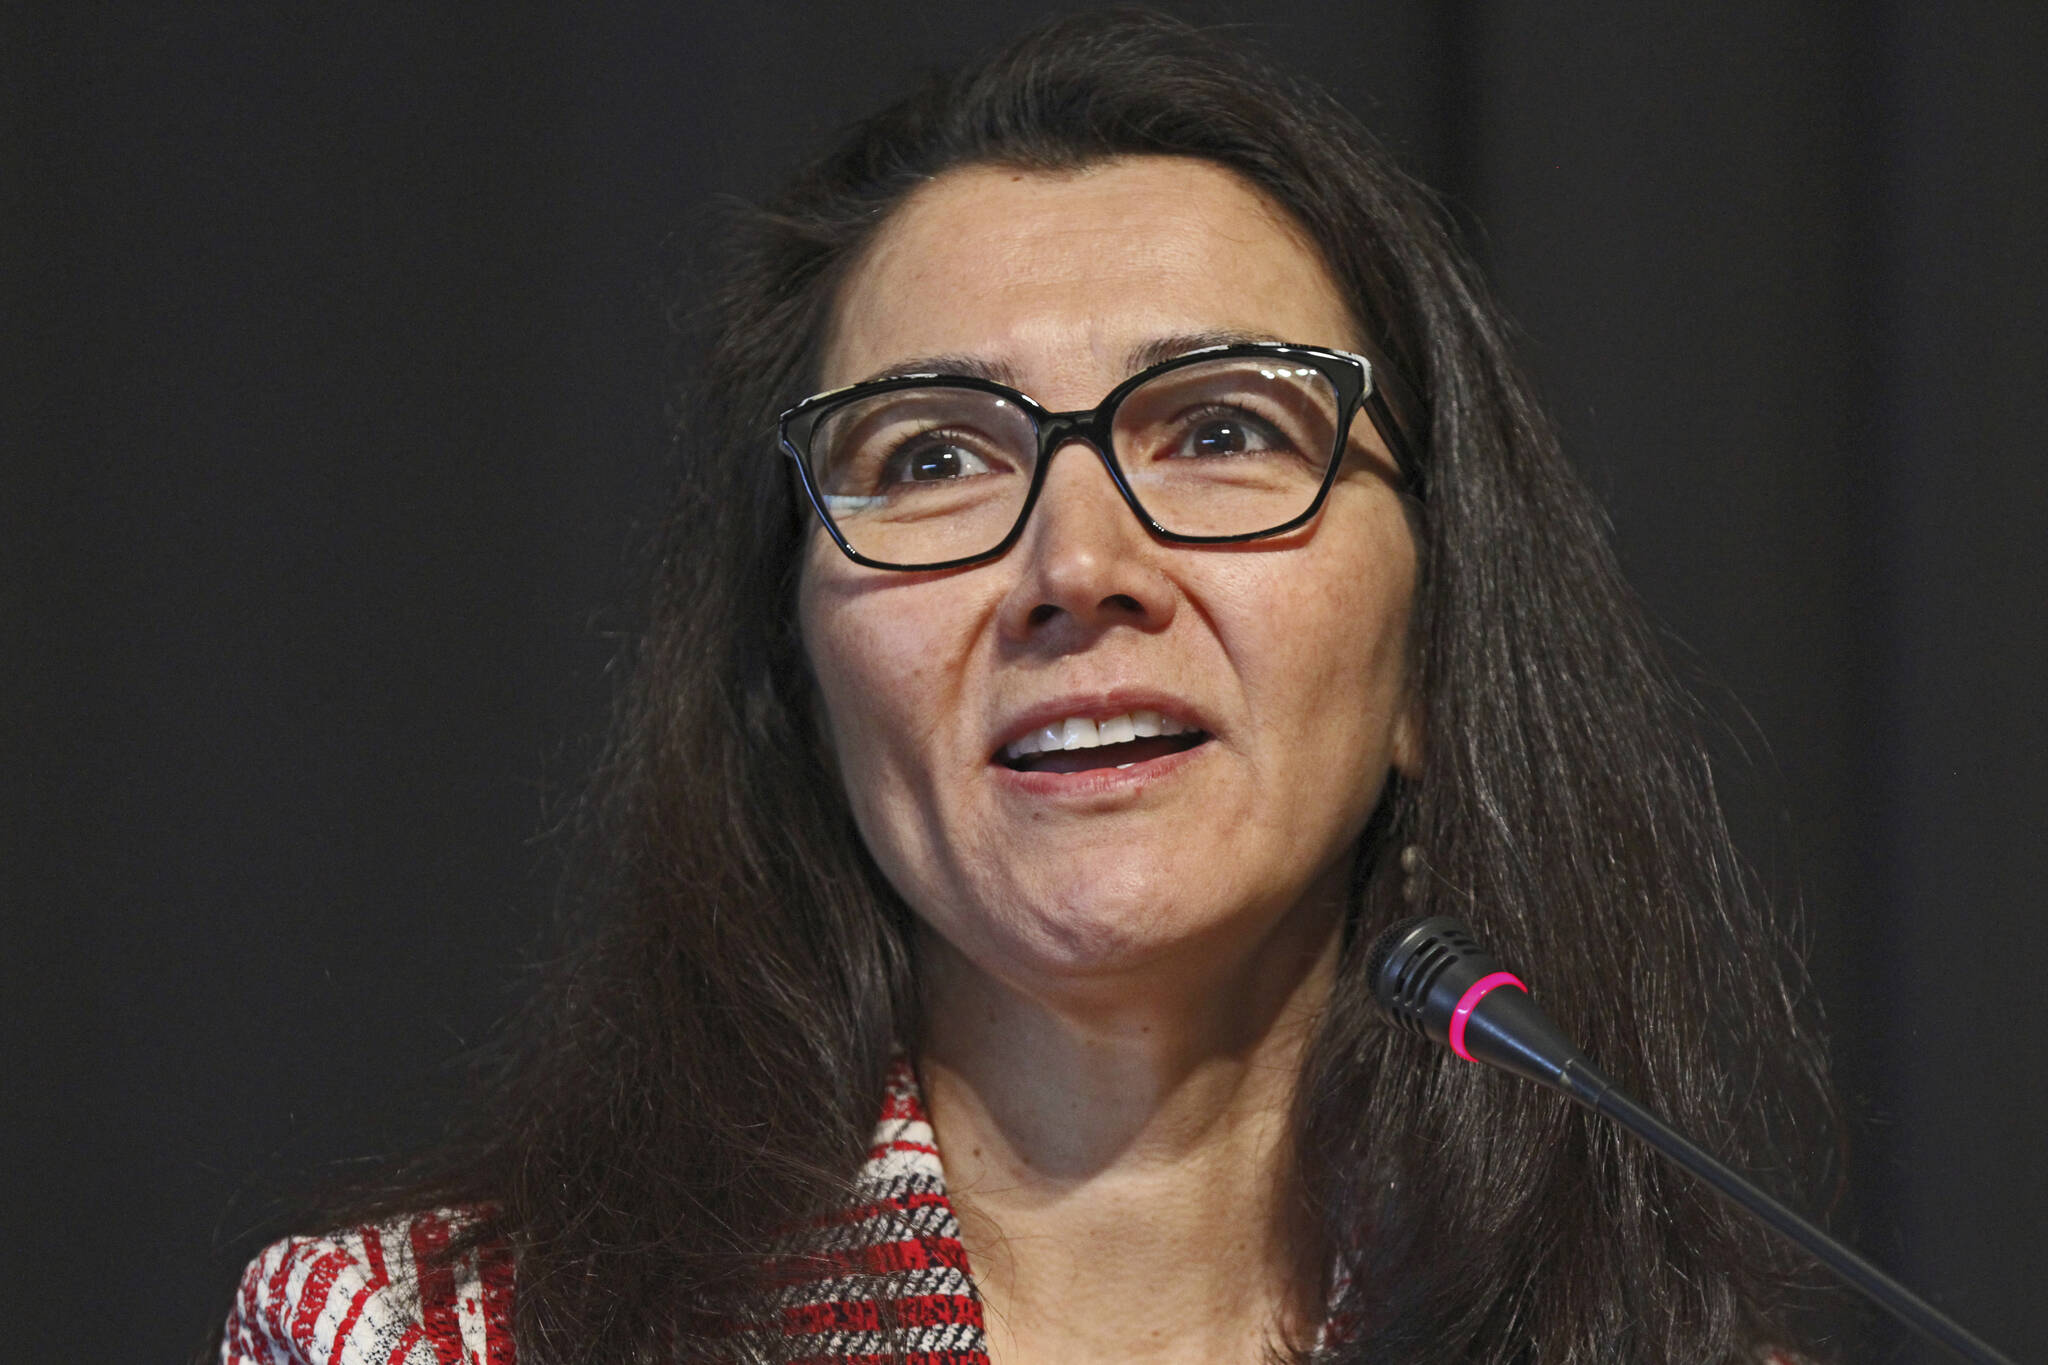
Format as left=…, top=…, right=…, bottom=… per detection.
left=821, top=157, right=1363, bottom=396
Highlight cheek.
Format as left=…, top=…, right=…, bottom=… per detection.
left=802, top=587, right=892, bottom=780
left=1245, top=526, right=1417, bottom=767
left=798, top=561, right=968, bottom=827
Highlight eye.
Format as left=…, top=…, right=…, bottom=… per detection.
left=883, top=434, right=996, bottom=485
left=1171, top=405, right=1290, bottom=459
left=876, top=435, right=1003, bottom=489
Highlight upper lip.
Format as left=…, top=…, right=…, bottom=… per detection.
left=990, top=689, right=1214, bottom=761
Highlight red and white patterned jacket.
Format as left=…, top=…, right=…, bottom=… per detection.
left=222, top=1061, right=1801, bottom=1364
left=220, top=1057, right=990, bottom=1364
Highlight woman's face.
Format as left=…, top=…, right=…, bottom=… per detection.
left=799, top=157, right=1421, bottom=1001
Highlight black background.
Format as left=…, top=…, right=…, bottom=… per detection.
left=10, top=4, right=2046, bottom=1361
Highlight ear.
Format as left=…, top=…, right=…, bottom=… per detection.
left=1389, top=689, right=1425, bottom=780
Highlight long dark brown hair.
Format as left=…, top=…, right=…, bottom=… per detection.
left=307, top=11, right=1838, bottom=1362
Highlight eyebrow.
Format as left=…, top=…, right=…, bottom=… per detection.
left=852, top=328, right=1286, bottom=393
left=854, top=353, right=1017, bottom=387
left=1124, top=328, right=1281, bottom=373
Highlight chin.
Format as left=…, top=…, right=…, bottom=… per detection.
left=945, top=869, right=1288, bottom=987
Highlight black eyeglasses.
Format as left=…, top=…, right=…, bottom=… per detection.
left=779, top=341, right=1422, bottom=572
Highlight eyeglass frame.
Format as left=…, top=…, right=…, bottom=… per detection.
left=778, top=340, right=1426, bottom=573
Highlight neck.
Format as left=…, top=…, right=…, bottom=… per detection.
left=917, top=878, right=1344, bottom=1365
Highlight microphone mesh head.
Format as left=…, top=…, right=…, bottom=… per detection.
left=1366, top=916, right=1496, bottom=1037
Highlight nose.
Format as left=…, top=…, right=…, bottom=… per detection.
left=994, top=437, right=1177, bottom=644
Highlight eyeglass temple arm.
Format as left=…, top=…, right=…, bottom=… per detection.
left=1339, top=345, right=1427, bottom=493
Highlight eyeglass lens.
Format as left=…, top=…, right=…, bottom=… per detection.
left=804, top=356, right=1344, bottom=565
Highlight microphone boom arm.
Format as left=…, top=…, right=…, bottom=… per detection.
left=1560, top=1057, right=2012, bottom=1365
left=1368, top=916, right=2017, bottom=1365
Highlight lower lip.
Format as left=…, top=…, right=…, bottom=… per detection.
left=991, top=738, right=1210, bottom=799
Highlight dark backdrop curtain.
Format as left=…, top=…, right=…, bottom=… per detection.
left=11, top=4, right=2044, bottom=1360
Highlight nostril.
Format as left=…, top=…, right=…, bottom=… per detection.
left=1021, top=591, right=1153, bottom=631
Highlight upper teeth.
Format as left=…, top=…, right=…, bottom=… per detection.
left=1003, top=709, right=1191, bottom=760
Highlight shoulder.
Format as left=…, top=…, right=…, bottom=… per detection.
left=220, top=1211, right=514, bottom=1365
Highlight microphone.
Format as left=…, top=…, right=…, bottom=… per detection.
left=1366, top=915, right=2017, bottom=1365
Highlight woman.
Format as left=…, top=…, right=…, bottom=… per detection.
left=222, top=11, right=1834, bottom=1364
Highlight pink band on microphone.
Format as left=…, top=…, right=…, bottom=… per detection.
left=1448, top=971, right=1528, bottom=1062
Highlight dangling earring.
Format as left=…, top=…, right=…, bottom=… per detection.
left=1399, top=843, right=1426, bottom=905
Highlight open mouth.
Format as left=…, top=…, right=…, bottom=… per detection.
left=998, top=710, right=1211, bottom=774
